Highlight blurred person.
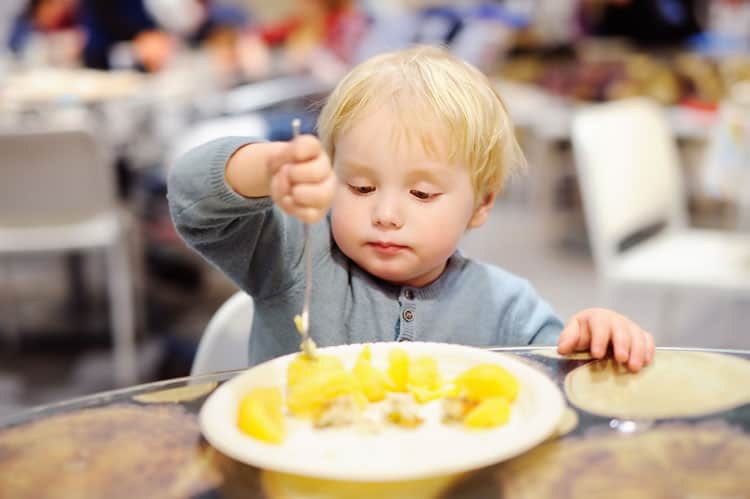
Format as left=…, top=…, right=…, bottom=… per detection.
left=7, top=0, right=83, bottom=66
left=578, top=0, right=707, bottom=45
left=247, top=0, right=369, bottom=83
left=80, top=0, right=247, bottom=73
left=167, top=45, right=655, bottom=371
left=80, top=0, right=172, bottom=71
left=146, top=0, right=249, bottom=84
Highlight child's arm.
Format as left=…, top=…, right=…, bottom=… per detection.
left=167, top=135, right=334, bottom=301
left=557, top=308, right=655, bottom=372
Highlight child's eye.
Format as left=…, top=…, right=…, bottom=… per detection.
left=410, top=189, right=437, bottom=200
left=349, top=184, right=375, bottom=195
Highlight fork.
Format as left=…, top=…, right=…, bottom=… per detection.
left=291, top=118, right=317, bottom=359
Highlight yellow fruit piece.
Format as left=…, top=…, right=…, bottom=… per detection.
left=287, top=355, right=365, bottom=418
left=353, top=347, right=389, bottom=402
left=410, top=385, right=445, bottom=404
left=287, top=354, right=344, bottom=389
left=237, top=387, right=285, bottom=444
left=294, top=314, right=304, bottom=333
left=454, top=364, right=519, bottom=402
left=388, top=348, right=410, bottom=392
left=409, top=356, right=443, bottom=390
left=464, top=396, right=511, bottom=429
left=359, top=345, right=372, bottom=362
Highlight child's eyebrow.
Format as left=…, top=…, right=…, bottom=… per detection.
left=338, top=160, right=375, bottom=176
left=405, top=166, right=450, bottom=185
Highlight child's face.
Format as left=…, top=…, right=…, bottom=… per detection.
left=330, top=107, right=494, bottom=287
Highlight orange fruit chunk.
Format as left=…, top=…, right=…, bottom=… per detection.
left=237, top=387, right=285, bottom=444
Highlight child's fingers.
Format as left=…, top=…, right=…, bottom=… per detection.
left=574, top=316, right=592, bottom=351
left=289, top=206, right=323, bottom=224
left=269, top=164, right=292, bottom=200
left=588, top=312, right=611, bottom=359
left=278, top=194, right=296, bottom=214
left=627, top=328, right=645, bottom=372
left=267, top=136, right=321, bottom=175
left=290, top=135, right=322, bottom=162
left=287, top=156, right=331, bottom=184
left=291, top=182, right=333, bottom=209
left=611, top=318, right=632, bottom=364
left=644, top=331, right=655, bottom=364
left=557, top=317, right=581, bottom=354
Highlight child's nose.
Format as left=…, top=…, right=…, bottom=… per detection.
left=372, top=197, right=403, bottom=229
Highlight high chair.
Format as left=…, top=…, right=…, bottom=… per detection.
left=191, top=291, right=253, bottom=375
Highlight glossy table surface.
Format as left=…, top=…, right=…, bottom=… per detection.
left=2, top=346, right=749, bottom=499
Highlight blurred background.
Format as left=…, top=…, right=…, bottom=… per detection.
left=0, top=0, right=749, bottom=418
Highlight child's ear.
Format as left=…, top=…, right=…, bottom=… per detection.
left=468, top=191, right=497, bottom=229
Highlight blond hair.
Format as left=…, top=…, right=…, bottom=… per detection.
left=316, top=45, right=526, bottom=199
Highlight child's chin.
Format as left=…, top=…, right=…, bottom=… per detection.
left=366, top=265, right=412, bottom=285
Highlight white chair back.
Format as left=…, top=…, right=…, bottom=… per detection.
left=0, top=128, right=115, bottom=227
left=572, top=98, right=688, bottom=274
left=191, top=291, right=253, bottom=376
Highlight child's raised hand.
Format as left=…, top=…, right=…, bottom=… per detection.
left=557, top=308, right=655, bottom=372
left=267, top=135, right=335, bottom=223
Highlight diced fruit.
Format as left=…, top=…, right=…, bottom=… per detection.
left=287, top=355, right=365, bottom=418
left=388, top=348, right=410, bottom=392
left=408, top=356, right=443, bottom=399
left=464, top=397, right=511, bottom=428
left=287, top=354, right=344, bottom=389
left=353, top=346, right=389, bottom=402
left=237, top=387, right=285, bottom=444
left=410, top=385, right=444, bottom=404
left=454, top=364, right=519, bottom=402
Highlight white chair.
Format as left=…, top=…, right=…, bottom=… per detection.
left=191, top=291, right=253, bottom=376
left=0, top=127, right=138, bottom=385
left=571, top=98, right=750, bottom=341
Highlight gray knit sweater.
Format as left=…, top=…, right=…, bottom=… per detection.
left=167, top=137, right=563, bottom=366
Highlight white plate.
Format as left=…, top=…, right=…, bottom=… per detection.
left=199, top=342, right=564, bottom=482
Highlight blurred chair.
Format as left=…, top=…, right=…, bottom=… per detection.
left=191, top=291, right=252, bottom=376
left=571, top=98, right=750, bottom=342
left=0, top=128, right=138, bottom=385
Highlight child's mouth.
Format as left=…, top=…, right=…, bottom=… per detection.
left=368, top=242, right=408, bottom=255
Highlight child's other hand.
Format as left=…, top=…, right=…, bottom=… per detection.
left=268, top=135, right=335, bottom=223
left=557, top=308, right=655, bottom=372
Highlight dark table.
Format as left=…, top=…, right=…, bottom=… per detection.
left=2, top=346, right=750, bottom=499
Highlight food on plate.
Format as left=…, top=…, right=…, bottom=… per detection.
left=463, top=397, right=511, bottom=428
left=286, top=354, right=366, bottom=418
left=407, top=355, right=445, bottom=403
left=453, top=364, right=519, bottom=402
left=352, top=345, right=389, bottom=402
left=442, top=396, right=479, bottom=423
left=237, top=345, right=521, bottom=443
left=314, top=395, right=361, bottom=429
left=237, top=387, right=285, bottom=444
left=385, top=393, right=424, bottom=428
left=387, top=348, right=410, bottom=392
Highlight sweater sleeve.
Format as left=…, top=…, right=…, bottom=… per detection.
left=167, top=136, right=319, bottom=302
left=508, top=279, right=564, bottom=345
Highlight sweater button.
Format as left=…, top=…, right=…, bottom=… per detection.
left=402, top=309, right=415, bottom=322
